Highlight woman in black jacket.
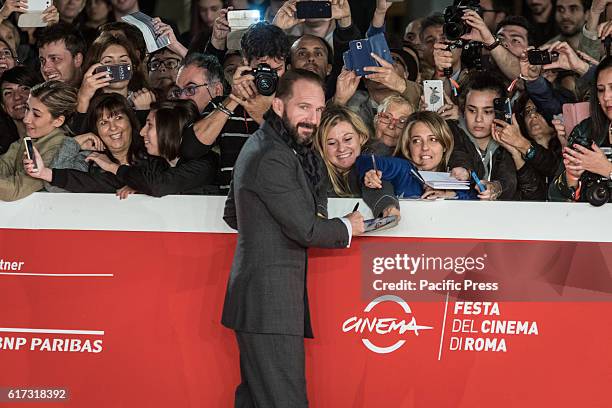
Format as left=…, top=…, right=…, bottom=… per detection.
left=83, top=99, right=218, bottom=198
left=24, top=93, right=147, bottom=192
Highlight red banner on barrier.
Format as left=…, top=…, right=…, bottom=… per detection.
left=1, top=229, right=611, bottom=407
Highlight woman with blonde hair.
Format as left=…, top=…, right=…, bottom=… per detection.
left=358, top=111, right=475, bottom=200
left=0, top=80, right=76, bottom=201
left=315, top=105, right=400, bottom=217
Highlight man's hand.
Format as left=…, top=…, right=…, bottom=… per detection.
left=460, top=10, right=495, bottom=45
left=273, top=0, right=304, bottom=30
left=345, top=211, right=365, bottom=236
left=540, top=42, right=590, bottom=76
left=333, top=67, right=361, bottom=105
left=519, top=48, right=543, bottom=81
left=364, top=53, right=406, bottom=93
left=231, top=65, right=258, bottom=100
left=433, top=41, right=453, bottom=72
left=229, top=93, right=274, bottom=124
left=211, top=7, right=232, bottom=50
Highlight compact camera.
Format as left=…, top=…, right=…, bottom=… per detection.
left=572, top=132, right=612, bottom=206
left=443, top=0, right=482, bottom=42
left=245, top=63, right=278, bottom=96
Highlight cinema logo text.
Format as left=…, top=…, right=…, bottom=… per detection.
left=342, top=295, right=433, bottom=354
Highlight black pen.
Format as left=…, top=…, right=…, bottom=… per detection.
left=353, top=202, right=359, bottom=212
left=371, top=154, right=378, bottom=173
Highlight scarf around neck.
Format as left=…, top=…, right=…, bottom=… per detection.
left=264, top=109, right=323, bottom=188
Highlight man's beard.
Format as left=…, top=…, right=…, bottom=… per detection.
left=281, top=112, right=317, bottom=146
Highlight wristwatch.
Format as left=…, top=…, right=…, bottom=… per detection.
left=484, top=37, right=501, bottom=51
left=523, top=144, right=536, bottom=161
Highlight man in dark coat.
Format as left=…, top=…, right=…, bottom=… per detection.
left=222, top=68, right=364, bottom=407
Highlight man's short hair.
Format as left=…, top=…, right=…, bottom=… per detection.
left=496, top=15, right=534, bottom=45
left=458, top=71, right=507, bottom=110
left=241, top=22, right=290, bottom=63
left=182, top=53, right=224, bottom=85
left=419, top=13, right=444, bottom=41
left=275, top=68, right=324, bottom=102
left=36, top=22, right=86, bottom=57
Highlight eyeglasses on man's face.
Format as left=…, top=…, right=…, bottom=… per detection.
left=170, top=83, right=212, bottom=98
left=377, top=112, right=409, bottom=129
left=148, top=58, right=180, bottom=72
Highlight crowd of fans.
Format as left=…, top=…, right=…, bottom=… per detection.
left=2, top=0, right=612, bottom=205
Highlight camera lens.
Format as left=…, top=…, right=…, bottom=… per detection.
left=444, top=22, right=464, bottom=41
left=586, top=182, right=610, bottom=207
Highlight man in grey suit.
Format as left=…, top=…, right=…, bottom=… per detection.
left=222, top=68, right=365, bottom=407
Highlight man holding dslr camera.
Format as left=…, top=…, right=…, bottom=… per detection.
left=180, top=21, right=290, bottom=193
left=433, top=0, right=521, bottom=82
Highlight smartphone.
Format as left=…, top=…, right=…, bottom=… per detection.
left=24, top=137, right=37, bottom=171
left=494, top=97, right=512, bottom=124
left=295, top=1, right=332, bottom=19
left=527, top=49, right=559, bottom=65
left=27, top=0, right=51, bottom=11
left=94, top=64, right=132, bottom=83
left=227, top=9, right=260, bottom=30
left=423, top=80, right=444, bottom=112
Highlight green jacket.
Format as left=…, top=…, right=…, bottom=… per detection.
left=0, top=128, right=69, bottom=201
left=548, top=118, right=605, bottom=202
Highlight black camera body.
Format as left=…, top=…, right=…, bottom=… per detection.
left=245, top=63, right=278, bottom=96
left=443, top=0, right=482, bottom=42
left=572, top=132, right=612, bottom=206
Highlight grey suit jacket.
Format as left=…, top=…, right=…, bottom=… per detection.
left=222, top=119, right=349, bottom=338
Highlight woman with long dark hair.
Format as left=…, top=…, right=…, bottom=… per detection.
left=549, top=56, right=612, bottom=202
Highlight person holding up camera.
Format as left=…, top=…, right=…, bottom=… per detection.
left=433, top=5, right=521, bottom=83
left=179, top=22, right=290, bottom=194
left=549, top=56, right=612, bottom=203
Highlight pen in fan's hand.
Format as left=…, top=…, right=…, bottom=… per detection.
left=353, top=202, right=359, bottom=212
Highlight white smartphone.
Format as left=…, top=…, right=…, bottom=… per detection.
left=27, top=0, right=51, bottom=11
left=423, top=80, right=444, bottom=112
left=23, top=137, right=37, bottom=171
left=227, top=10, right=260, bottom=30
left=17, top=0, right=51, bottom=27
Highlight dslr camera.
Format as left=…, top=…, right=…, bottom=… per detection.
left=443, top=0, right=482, bottom=42
left=572, top=133, right=612, bottom=206
left=244, top=63, right=278, bottom=96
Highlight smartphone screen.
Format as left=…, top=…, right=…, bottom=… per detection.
left=494, top=98, right=512, bottom=124
left=24, top=137, right=37, bottom=170
left=295, top=1, right=332, bottom=19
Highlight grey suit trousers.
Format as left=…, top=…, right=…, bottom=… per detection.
left=235, top=331, right=308, bottom=408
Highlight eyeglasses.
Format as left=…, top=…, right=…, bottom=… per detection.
left=377, top=112, right=409, bottom=129
left=0, top=49, right=14, bottom=59
left=170, top=83, right=210, bottom=98
left=148, top=58, right=180, bottom=71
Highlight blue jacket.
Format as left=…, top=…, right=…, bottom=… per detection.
left=356, top=155, right=476, bottom=200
